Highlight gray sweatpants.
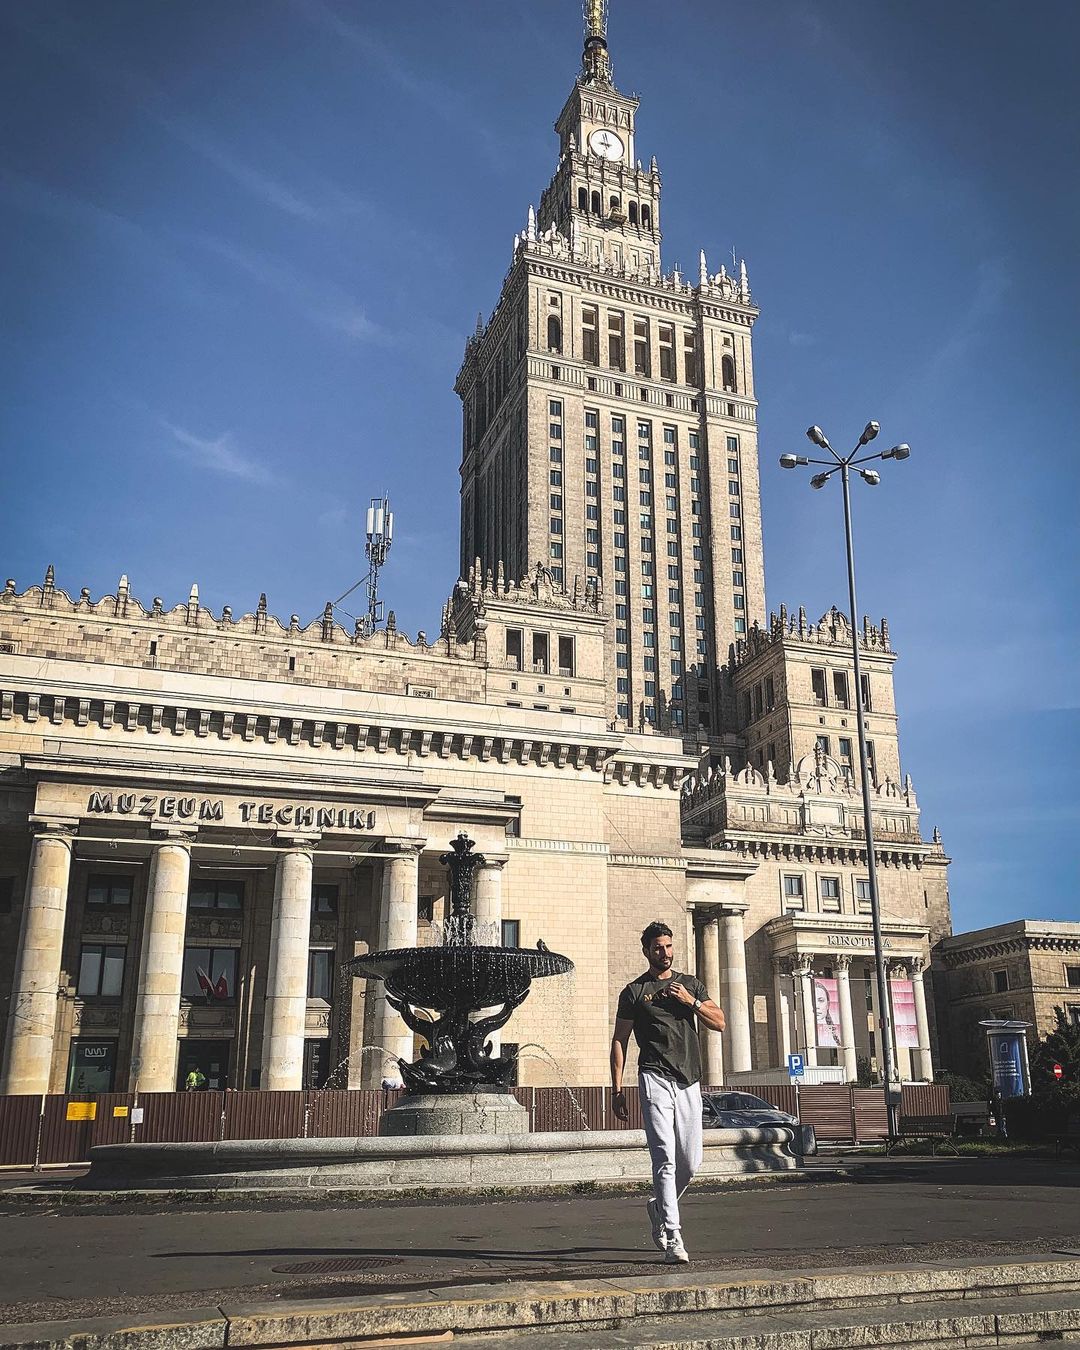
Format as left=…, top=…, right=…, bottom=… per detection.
left=639, top=1070, right=704, bottom=1233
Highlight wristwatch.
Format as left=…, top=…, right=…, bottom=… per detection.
left=693, top=998, right=702, bottom=1010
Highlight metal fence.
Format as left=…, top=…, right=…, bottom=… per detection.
left=0, top=1082, right=949, bottom=1168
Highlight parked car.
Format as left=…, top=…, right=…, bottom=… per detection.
left=702, top=1091, right=817, bottom=1155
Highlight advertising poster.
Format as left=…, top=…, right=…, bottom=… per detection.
left=989, top=1031, right=1027, bottom=1098
left=891, top=978, right=919, bottom=1048
left=813, top=978, right=842, bottom=1048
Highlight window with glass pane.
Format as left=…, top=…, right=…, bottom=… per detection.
left=783, top=875, right=804, bottom=902
left=87, top=874, right=133, bottom=907
left=188, top=880, right=243, bottom=910
left=181, top=946, right=238, bottom=999
left=312, top=883, right=339, bottom=915
left=501, top=919, right=521, bottom=947
left=308, top=949, right=334, bottom=1000
left=77, top=943, right=125, bottom=997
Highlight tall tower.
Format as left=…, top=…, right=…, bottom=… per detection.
left=456, top=3, right=764, bottom=748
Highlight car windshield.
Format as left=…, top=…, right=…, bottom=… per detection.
left=709, top=1093, right=777, bottom=1112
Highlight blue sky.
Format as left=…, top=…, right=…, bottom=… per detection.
left=2, top=1, right=1077, bottom=933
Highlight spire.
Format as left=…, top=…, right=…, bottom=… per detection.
left=581, top=0, right=614, bottom=87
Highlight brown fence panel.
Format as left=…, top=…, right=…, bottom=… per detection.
left=89, top=1094, right=136, bottom=1147
left=901, top=1083, right=951, bottom=1123
left=38, top=1095, right=97, bottom=1163
left=0, top=1096, right=43, bottom=1166
left=223, top=1090, right=305, bottom=1140
left=305, top=1089, right=383, bottom=1138
left=853, top=1088, right=889, bottom=1141
left=797, top=1085, right=855, bottom=1141
left=597, top=1085, right=641, bottom=1130
left=135, top=1090, right=225, bottom=1143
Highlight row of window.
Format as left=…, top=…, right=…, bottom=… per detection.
left=812, top=666, right=872, bottom=712
left=575, top=187, right=653, bottom=231
left=782, top=873, right=874, bottom=915
left=82, top=875, right=340, bottom=915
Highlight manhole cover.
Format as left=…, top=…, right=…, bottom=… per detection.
left=272, top=1257, right=404, bottom=1274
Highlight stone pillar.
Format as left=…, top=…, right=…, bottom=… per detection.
left=772, top=957, right=792, bottom=1067
left=369, top=839, right=424, bottom=1080
left=260, top=841, right=315, bottom=1091
left=699, top=914, right=724, bottom=1087
left=0, top=825, right=74, bottom=1095
left=473, top=856, right=507, bottom=1057
left=836, top=954, right=858, bottom=1083
left=130, top=830, right=193, bottom=1092
left=793, top=957, right=818, bottom=1068
left=911, top=956, right=933, bottom=1082
left=720, top=907, right=752, bottom=1074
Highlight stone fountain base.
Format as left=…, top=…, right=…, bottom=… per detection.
left=379, top=1091, right=529, bottom=1137
left=79, top=1127, right=799, bottom=1193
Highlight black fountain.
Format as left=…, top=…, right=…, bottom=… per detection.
left=350, top=833, right=574, bottom=1135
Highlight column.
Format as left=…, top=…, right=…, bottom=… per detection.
left=887, top=960, right=912, bottom=1082
left=793, top=956, right=818, bottom=1068
left=720, top=907, right=752, bottom=1074
left=835, top=954, right=858, bottom=1083
left=0, top=825, right=73, bottom=1095
left=473, top=856, right=506, bottom=1056
left=370, top=839, right=423, bottom=1079
left=260, top=842, right=315, bottom=1091
left=772, top=957, right=792, bottom=1067
left=911, top=956, right=933, bottom=1082
left=699, top=914, right=724, bottom=1087
left=129, top=829, right=193, bottom=1092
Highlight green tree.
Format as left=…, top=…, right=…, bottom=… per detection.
left=1029, top=1008, right=1080, bottom=1114
left=933, top=1070, right=989, bottom=1103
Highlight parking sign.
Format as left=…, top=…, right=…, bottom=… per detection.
left=787, top=1053, right=805, bottom=1080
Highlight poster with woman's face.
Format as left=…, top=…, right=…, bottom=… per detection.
left=814, top=977, right=842, bottom=1047
left=891, top=978, right=919, bottom=1048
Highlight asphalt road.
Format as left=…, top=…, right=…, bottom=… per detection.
left=1, top=1158, right=1079, bottom=1326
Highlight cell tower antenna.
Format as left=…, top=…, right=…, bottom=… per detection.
left=362, top=494, right=393, bottom=638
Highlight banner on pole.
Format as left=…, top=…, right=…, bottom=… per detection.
left=813, top=978, right=842, bottom=1049
left=891, top=978, right=919, bottom=1048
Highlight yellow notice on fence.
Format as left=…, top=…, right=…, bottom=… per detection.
left=112, top=1106, right=129, bottom=1117
left=66, top=1102, right=97, bottom=1121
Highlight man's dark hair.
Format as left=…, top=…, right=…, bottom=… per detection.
left=641, top=920, right=673, bottom=949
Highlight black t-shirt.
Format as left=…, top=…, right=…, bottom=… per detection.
left=616, top=970, right=709, bottom=1087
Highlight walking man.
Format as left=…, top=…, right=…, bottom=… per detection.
left=611, top=920, right=725, bottom=1263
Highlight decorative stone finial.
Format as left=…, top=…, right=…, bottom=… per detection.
left=699, top=250, right=708, bottom=286
left=527, top=205, right=537, bottom=242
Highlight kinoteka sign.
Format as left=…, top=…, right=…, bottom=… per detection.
left=826, top=934, right=894, bottom=950
left=85, top=791, right=375, bottom=832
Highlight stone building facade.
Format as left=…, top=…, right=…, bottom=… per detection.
left=940, top=921, right=1080, bottom=1081
left=0, top=5, right=955, bottom=1096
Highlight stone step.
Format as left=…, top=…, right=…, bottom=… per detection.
left=442, top=1289, right=1080, bottom=1349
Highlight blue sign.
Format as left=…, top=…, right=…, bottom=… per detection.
left=988, top=1030, right=1027, bottom=1099
left=787, top=1053, right=805, bottom=1079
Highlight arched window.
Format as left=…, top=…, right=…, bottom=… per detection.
left=641, top=205, right=652, bottom=229
left=547, top=315, right=562, bottom=354
left=610, top=195, right=620, bottom=210
left=577, top=186, right=588, bottom=212
left=591, top=190, right=602, bottom=215
left=722, top=355, right=737, bottom=393
left=628, top=201, right=639, bottom=226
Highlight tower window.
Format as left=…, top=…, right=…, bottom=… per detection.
left=590, top=190, right=602, bottom=215
left=684, top=331, right=700, bottom=385
left=658, top=325, right=675, bottom=381
left=633, top=318, right=650, bottom=376
left=722, top=355, right=737, bottom=392
left=547, top=315, right=562, bottom=354
left=582, top=306, right=599, bottom=365
left=608, top=311, right=625, bottom=371
left=811, top=667, right=828, bottom=707
left=628, top=201, right=639, bottom=226
left=577, top=186, right=588, bottom=211
left=642, top=205, right=652, bottom=229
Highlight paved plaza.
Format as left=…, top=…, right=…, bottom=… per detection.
left=1, top=1157, right=1078, bottom=1331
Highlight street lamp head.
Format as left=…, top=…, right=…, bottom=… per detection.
left=806, top=425, right=831, bottom=450
left=779, top=454, right=808, bottom=469
left=860, top=469, right=881, bottom=486
left=810, top=472, right=830, bottom=490
left=859, top=421, right=880, bottom=445
left=883, top=443, right=911, bottom=461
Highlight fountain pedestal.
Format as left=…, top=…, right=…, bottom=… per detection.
left=380, top=1091, right=529, bottom=1136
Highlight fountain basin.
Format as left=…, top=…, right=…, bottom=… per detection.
left=80, top=1126, right=800, bottom=1193
left=348, top=945, right=573, bottom=1009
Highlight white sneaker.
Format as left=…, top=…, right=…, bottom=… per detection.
left=646, top=1198, right=668, bottom=1251
left=665, top=1231, right=690, bottom=1264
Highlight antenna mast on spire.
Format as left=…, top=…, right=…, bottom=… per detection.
left=581, top=0, right=613, bottom=86
left=362, top=495, right=393, bottom=638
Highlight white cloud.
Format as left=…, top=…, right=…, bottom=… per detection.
left=160, top=419, right=277, bottom=485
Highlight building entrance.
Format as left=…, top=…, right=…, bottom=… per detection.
left=177, top=1039, right=231, bottom=1091
left=67, top=1039, right=116, bottom=1092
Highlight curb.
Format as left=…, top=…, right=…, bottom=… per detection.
left=2, top=1256, right=1079, bottom=1350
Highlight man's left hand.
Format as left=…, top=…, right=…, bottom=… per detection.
left=665, top=981, right=695, bottom=1006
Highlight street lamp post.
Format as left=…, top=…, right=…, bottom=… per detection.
left=780, top=422, right=910, bottom=1138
